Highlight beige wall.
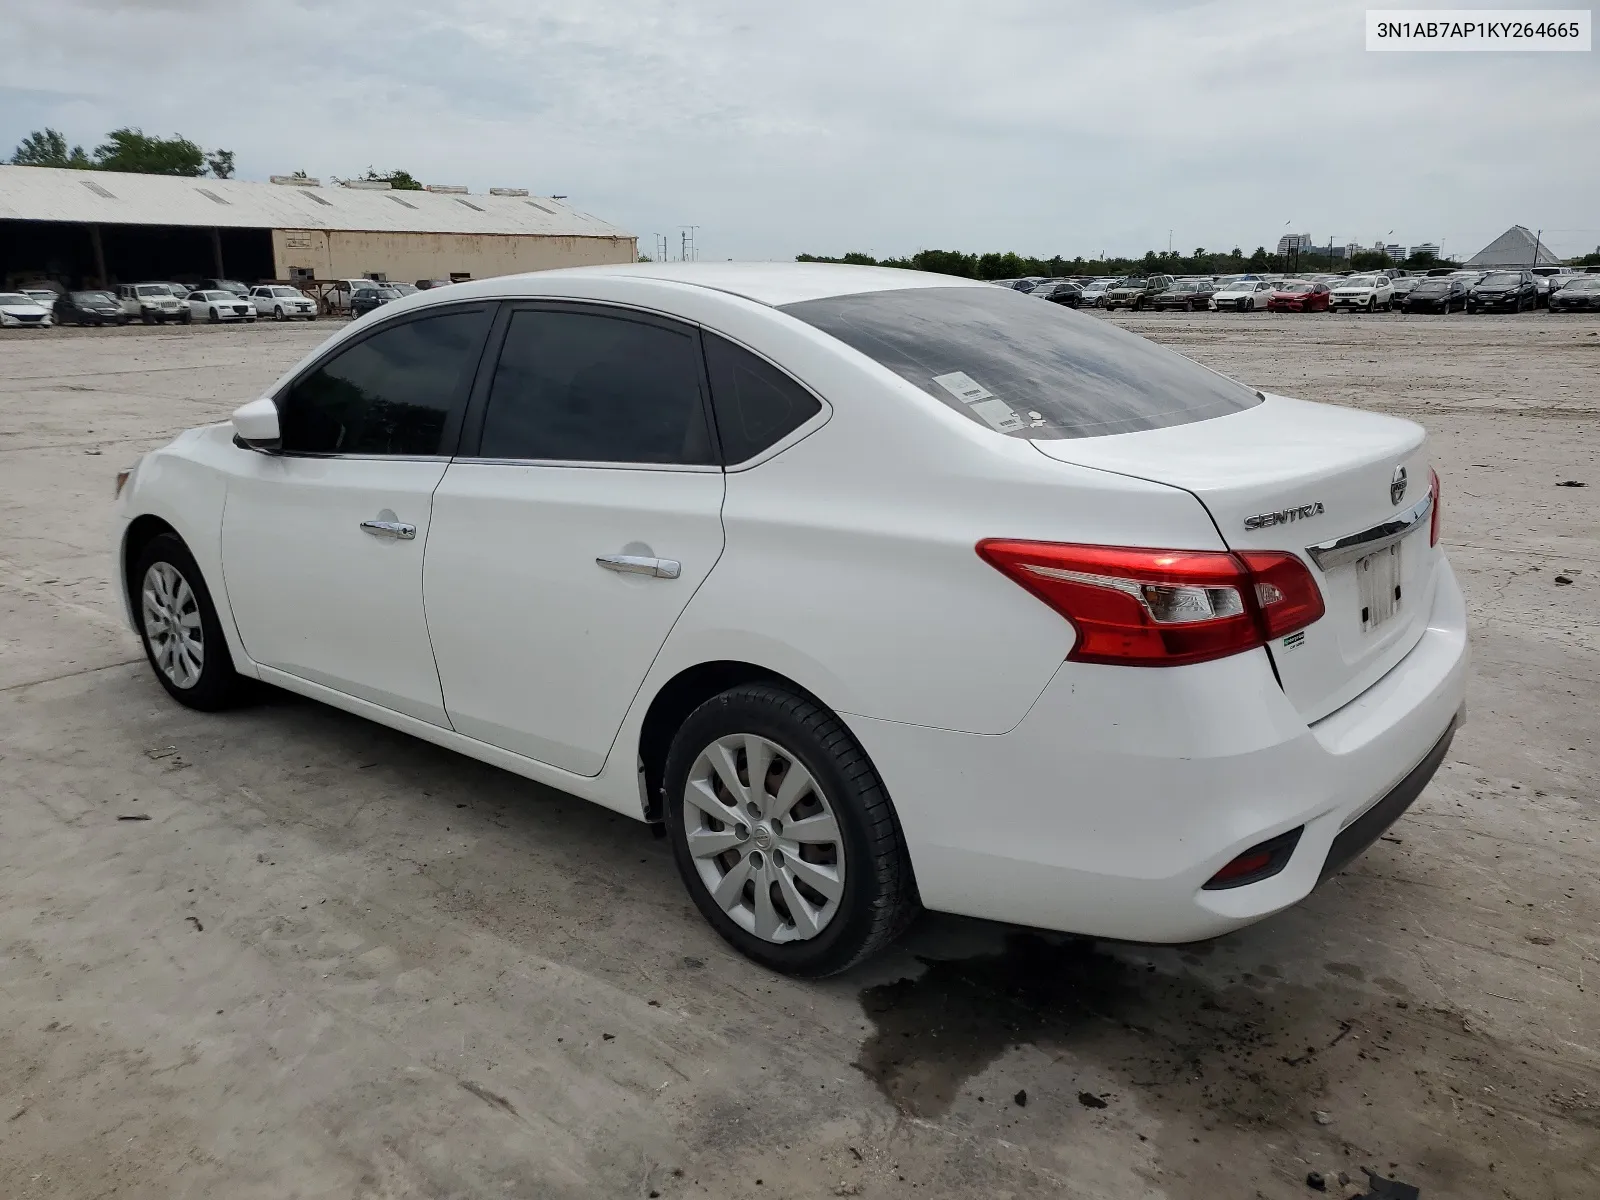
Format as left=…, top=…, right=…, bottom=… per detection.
left=270, top=229, right=636, bottom=283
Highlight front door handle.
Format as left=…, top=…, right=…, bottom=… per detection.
left=360, top=519, right=416, bottom=540
left=596, top=554, right=681, bottom=579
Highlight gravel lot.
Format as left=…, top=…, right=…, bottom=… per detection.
left=2, top=311, right=1596, bottom=1200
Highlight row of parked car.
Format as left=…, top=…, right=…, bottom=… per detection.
left=993, top=266, right=1600, bottom=315
left=0, top=276, right=459, bottom=329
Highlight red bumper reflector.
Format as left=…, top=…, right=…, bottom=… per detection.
left=1203, top=827, right=1304, bottom=890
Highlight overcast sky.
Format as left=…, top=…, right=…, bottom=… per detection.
left=3, top=0, right=1596, bottom=261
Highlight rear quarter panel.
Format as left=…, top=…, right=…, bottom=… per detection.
left=640, top=301, right=1230, bottom=735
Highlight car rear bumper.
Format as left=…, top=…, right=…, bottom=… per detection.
left=845, top=557, right=1469, bottom=943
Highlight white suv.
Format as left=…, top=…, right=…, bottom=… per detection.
left=118, top=283, right=188, bottom=324
left=250, top=286, right=319, bottom=321
left=1329, top=275, right=1395, bottom=312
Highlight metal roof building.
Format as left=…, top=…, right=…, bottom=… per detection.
left=1465, top=225, right=1561, bottom=268
left=0, top=165, right=636, bottom=290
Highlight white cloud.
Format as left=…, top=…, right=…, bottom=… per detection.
left=2, top=0, right=1596, bottom=259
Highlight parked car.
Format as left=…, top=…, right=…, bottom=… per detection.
left=386, top=283, right=420, bottom=297
left=187, top=289, right=257, bottom=323
left=0, top=291, right=53, bottom=328
left=1548, top=275, right=1600, bottom=312
left=1266, top=280, right=1331, bottom=313
left=1388, top=276, right=1424, bottom=306
left=350, top=286, right=402, bottom=317
left=1030, top=282, right=1083, bottom=307
left=1077, top=278, right=1120, bottom=308
left=113, top=264, right=1467, bottom=976
left=415, top=279, right=453, bottom=291
left=198, top=278, right=251, bottom=298
left=1150, top=280, right=1217, bottom=311
left=1102, top=275, right=1175, bottom=311
left=327, top=279, right=382, bottom=313
left=55, top=290, right=128, bottom=326
left=118, top=283, right=188, bottom=324
left=1210, top=279, right=1276, bottom=311
left=1466, top=271, right=1537, bottom=313
left=250, top=285, right=319, bottom=321
left=157, top=283, right=192, bottom=299
left=1328, top=275, right=1395, bottom=312
left=21, top=288, right=59, bottom=312
left=1402, top=277, right=1469, bottom=314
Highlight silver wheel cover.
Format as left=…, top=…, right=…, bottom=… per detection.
left=141, top=561, right=204, bottom=688
left=683, top=733, right=846, bottom=944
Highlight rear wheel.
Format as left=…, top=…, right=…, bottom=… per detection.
left=131, top=533, right=247, bottom=711
left=664, top=683, right=918, bottom=977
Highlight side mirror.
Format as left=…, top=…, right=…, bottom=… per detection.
left=232, top=397, right=281, bottom=452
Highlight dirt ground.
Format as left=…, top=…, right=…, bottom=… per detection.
left=1, top=310, right=1595, bottom=1200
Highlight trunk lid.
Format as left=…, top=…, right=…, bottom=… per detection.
left=1032, top=394, right=1438, bottom=723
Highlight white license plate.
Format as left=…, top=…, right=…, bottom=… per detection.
left=1356, top=542, right=1403, bottom=631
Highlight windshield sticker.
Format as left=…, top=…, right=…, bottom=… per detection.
left=931, top=371, right=1024, bottom=433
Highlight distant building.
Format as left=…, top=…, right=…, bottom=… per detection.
left=1466, top=226, right=1561, bottom=268
left=1409, top=242, right=1441, bottom=259
left=1342, top=243, right=1363, bottom=260
left=0, top=165, right=636, bottom=289
left=1385, top=243, right=1406, bottom=260
left=1276, top=233, right=1313, bottom=255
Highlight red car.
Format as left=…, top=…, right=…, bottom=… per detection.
left=1266, top=280, right=1331, bottom=312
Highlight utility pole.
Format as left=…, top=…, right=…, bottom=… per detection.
left=1532, top=228, right=1544, bottom=268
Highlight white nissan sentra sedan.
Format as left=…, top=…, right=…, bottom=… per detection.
left=112, top=263, right=1467, bottom=976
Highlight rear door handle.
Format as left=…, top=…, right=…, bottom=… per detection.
left=596, top=554, right=681, bottom=579
left=360, top=519, right=416, bottom=540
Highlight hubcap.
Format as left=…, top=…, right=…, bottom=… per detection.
left=683, top=734, right=846, bottom=944
left=141, top=561, right=204, bottom=688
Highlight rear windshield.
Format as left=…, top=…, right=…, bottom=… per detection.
left=780, top=286, right=1261, bottom=440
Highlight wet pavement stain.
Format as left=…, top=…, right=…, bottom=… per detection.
left=852, top=931, right=1600, bottom=1195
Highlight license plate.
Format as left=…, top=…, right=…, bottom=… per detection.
left=1356, top=543, right=1403, bottom=631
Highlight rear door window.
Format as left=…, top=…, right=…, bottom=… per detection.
left=476, top=307, right=715, bottom=465
left=781, top=286, right=1260, bottom=440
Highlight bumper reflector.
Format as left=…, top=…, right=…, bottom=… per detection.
left=1202, top=826, right=1304, bottom=890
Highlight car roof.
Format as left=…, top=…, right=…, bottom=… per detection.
left=487, top=262, right=992, bottom=307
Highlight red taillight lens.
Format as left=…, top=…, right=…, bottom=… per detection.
left=1429, top=468, right=1441, bottom=546
left=976, top=541, right=1324, bottom=667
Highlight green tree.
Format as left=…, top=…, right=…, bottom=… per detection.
left=1568, top=248, right=1600, bottom=267
left=93, top=127, right=206, bottom=175
left=10, top=128, right=92, bottom=169
left=206, top=149, right=236, bottom=179
left=366, top=167, right=424, bottom=190
left=1349, top=250, right=1390, bottom=271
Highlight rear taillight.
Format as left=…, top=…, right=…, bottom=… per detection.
left=976, top=540, right=1325, bottom=667
left=1429, top=468, right=1441, bottom=546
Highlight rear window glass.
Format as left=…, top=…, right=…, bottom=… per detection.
left=779, top=286, right=1260, bottom=440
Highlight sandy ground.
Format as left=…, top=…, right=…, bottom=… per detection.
left=0, top=310, right=1596, bottom=1200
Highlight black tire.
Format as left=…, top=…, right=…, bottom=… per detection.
left=130, top=533, right=247, bottom=711
left=274, top=305, right=285, bottom=321
left=208, top=307, right=219, bottom=323
left=663, top=683, right=919, bottom=977
left=181, top=310, right=192, bottom=325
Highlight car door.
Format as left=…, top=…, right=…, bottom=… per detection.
left=423, top=301, right=728, bottom=775
left=220, top=302, right=494, bottom=726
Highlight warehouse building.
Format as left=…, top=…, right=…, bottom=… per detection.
left=0, top=165, right=636, bottom=290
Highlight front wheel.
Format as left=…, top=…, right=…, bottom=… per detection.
left=208, top=307, right=219, bottom=323
left=131, top=533, right=247, bottom=711
left=273, top=306, right=285, bottom=321
left=664, top=683, right=919, bottom=977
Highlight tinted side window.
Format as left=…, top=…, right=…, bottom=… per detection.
left=279, top=308, right=489, bottom=455
left=478, top=308, right=714, bottom=465
left=703, top=333, right=822, bottom=464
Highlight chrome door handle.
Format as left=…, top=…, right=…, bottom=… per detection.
left=596, top=554, right=681, bottom=579
left=360, top=519, right=416, bottom=540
